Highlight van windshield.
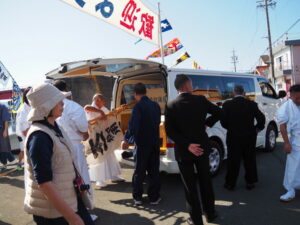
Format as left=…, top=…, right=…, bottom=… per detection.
left=188, top=75, right=256, bottom=101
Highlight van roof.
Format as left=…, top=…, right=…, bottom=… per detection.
left=45, top=58, right=166, bottom=79
left=168, top=68, right=264, bottom=78
left=45, top=57, right=266, bottom=81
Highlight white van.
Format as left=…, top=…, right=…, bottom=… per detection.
left=46, top=58, right=285, bottom=175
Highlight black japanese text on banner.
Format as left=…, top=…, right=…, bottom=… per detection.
left=83, top=116, right=124, bottom=165
left=60, top=0, right=159, bottom=45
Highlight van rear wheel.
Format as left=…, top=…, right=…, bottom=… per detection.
left=209, top=140, right=223, bottom=176
left=265, top=124, right=277, bottom=152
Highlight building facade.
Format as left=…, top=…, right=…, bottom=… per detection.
left=256, top=39, right=300, bottom=91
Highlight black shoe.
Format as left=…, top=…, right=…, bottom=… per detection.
left=133, top=198, right=143, bottom=205
left=224, top=183, right=235, bottom=191
left=206, top=211, right=218, bottom=223
left=246, top=183, right=255, bottom=190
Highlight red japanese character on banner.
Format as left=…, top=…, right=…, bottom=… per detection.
left=138, top=13, right=154, bottom=39
left=120, top=0, right=141, bottom=32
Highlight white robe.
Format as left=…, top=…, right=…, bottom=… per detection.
left=16, top=103, right=31, bottom=189
left=16, top=103, right=31, bottom=150
left=277, top=99, right=300, bottom=191
left=85, top=103, right=121, bottom=183
left=56, top=99, right=94, bottom=203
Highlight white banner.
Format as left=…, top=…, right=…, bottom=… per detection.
left=0, top=61, right=11, bottom=88
left=83, top=116, right=124, bottom=165
left=61, top=0, right=159, bottom=45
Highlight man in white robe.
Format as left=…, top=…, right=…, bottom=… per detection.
left=85, top=93, right=124, bottom=189
left=277, top=84, right=300, bottom=202
left=53, top=80, right=97, bottom=221
left=16, top=87, right=32, bottom=171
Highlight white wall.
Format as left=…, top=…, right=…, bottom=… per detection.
left=274, top=47, right=291, bottom=71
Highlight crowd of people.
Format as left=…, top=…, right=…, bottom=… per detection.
left=0, top=76, right=299, bottom=225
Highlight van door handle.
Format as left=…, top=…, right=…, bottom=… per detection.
left=263, top=103, right=268, bottom=106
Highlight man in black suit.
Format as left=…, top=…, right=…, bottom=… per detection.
left=221, top=85, right=265, bottom=191
left=165, top=74, right=221, bottom=225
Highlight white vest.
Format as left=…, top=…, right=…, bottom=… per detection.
left=24, top=123, right=80, bottom=218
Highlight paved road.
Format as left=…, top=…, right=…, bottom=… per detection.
left=0, top=138, right=299, bottom=225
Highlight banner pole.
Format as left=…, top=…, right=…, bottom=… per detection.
left=158, top=2, right=164, bottom=65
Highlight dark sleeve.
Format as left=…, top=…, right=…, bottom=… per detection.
left=253, top=102, right=266, bottom=131
left=220, top=101, right=229, bottom=129
left=27, top=131, right=54, bottom=184
left=124, top=105, right=142, bottom=142
left=164, top=103, right=190, bottom=147
left=1, top=105, right=10, bottom=121
left=204, top=97, right=222, bottom=127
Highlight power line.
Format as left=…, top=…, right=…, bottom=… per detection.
left=250, top=17, right=300, bottom=72
left=273, top=18, right=300, bottom=43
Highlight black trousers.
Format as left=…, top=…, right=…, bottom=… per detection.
left=132, top=145, right=161, bottom=201
left=178, top=155, right=215, bottom=225
left=33, top=197, right=94, bottom=225
left=225, top=135, right=258, bottom=186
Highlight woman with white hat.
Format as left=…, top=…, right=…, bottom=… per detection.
left=23, top=83, right=94, bottom=225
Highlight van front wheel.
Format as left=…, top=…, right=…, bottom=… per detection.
left=208, top=140, right=223, bottom=176
left=265, top=125, right=277, bottom=152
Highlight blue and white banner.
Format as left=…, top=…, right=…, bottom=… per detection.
left=11, top=81, right=22, bottom=113
left=0, top=61, right=10, bottom=88
left=161, top=19, right=172, bottom=32
left=61, top=0, right=159, bottom=45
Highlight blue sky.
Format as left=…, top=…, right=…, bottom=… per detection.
left=0, top=0, right=299, bottom=88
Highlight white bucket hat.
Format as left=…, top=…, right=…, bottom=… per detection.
left=27, top=83, right=71, bottom=121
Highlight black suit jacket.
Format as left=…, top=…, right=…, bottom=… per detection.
left=165, top=93, right=222, bottom=162
left=220, top=96, right=266, bottom=137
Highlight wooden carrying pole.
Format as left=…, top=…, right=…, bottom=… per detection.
left=88, top=101, right=136, bottom=124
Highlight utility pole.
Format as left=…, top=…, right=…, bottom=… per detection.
left=231, top=49, right=238, bottom=72
left=257, top=0, right=276, bottom=86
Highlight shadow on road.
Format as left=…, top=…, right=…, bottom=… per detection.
left=0, top=170, right=24, bottom=189
left=0, top=220, right=11, bottom=225
left=94, top=181, right=132, bottom=193
left=110, top=173, right=187, bottom=223
left=93, top=207, right=155, bottom=225
left=210, top=143, right=300, bottom=225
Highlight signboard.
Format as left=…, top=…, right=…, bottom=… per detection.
left=61, top=0, right=159, bottom=45
left=83, top=116, right=123, bottom=165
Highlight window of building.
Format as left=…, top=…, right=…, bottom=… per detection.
left=276, top=56, right=283, bottom=70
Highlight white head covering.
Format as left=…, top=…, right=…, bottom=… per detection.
left=27, top=83, right=71, bottom=121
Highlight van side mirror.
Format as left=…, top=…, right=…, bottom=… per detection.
left=277, top=90, right=287, bottom=99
